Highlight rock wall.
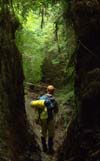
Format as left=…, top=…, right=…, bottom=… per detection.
left=57, top=1, right=100, bottom=161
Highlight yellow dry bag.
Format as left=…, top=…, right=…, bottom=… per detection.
left=30, top=100, right=48, bottom=120
left=30, top=100, right=45, bottom=109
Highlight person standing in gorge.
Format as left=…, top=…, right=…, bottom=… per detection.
left=31, top=85, right=58, bottom=154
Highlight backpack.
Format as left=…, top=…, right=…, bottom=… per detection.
left=39, top=94, right=55, bottom=110
left=39, top=94, right=56, bottom=120
left=30, top=99, right=48, bottom=122
left=31, top=94, right=56, bottom=122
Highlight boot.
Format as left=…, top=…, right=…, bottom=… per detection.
left=48, top=137, right=54, bottom=154
left=41, top=137, right=47, bottom=152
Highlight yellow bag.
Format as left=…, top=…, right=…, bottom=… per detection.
left=30, top=100, right=45, bottom=109
left=30, top=100, right=48, bottom=120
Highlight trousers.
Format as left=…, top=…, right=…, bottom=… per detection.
left=40, top=118, right=55, bottom=138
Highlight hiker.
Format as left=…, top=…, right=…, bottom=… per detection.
left=31, top=85, right=58, bottom=154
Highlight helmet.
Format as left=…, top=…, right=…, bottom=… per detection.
left=47, top=85, right=55, bottom=92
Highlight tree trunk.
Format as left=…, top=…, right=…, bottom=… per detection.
left=57, top=1, right=100, bottom=161
left=0, top=4, right=41, bottom=161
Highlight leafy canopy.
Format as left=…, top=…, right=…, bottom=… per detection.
left=15, top=0, right=76, bottom=85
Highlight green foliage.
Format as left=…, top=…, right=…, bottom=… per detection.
left=56, top=82, right=75, bottom=107
left=15, top=1, right=76, bottom=86
left=15, top=6, right=53, bottom=83
left=16, top=11, right=45, bottom=83
left=66, top=66, right=74, bottom=80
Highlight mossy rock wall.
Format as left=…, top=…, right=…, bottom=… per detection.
left=57, top=1, right=100, bottom=161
